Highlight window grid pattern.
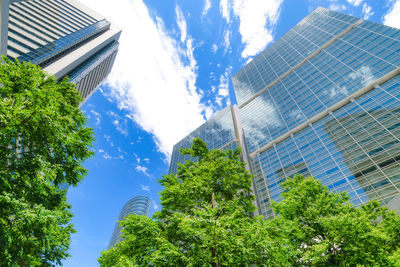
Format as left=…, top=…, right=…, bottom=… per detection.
left=16, top=19, right=110, bottom=65
left=108, top=196, right=150, bottom=248
left=74, top=47, right=118, bottom=102
left=69, top=40, right=118, bottom=82
left=234, top=8, right=400, bottom=218
left=252, top=73, right=400, bottom=219
left=232, top=7, right=360, bottom=106
left=240, top=19, right=400, bottom=154
left=169, top=107, right=237, bottom=174
left=6, top=0, right=102, bottom=62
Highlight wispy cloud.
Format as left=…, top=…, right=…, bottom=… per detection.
left=211, top=43, right=218, bottom=54
left=383, top=0, right=400, bottom=29
left=220, top=0, right=231, bottom=23
left=216, top=67, right=232, bottom=107
left=80, top=0, right=210, bottom=159
left=140, top=184, right=150, bottom=192
left=202, top=0, right=212, bottom=17
left=223, top=30, right=231, bottom=54
left=328, top=3, right=347, bottom=12
left=346, top=0, right=363, bottom=7
left=107, top=111, right=128, bottom=136
left=175, top=6, right=187, bottom=43
left=152, top=200, right=160, bottom=210
left=361, top=3, right=373, bottom=20
left=133, top=153, right=141, bottom=164
left=231, top=0, right=284, bottom=58
left=103, top=152, right=112, bottom=160
left=136, top=165, right=151, bottom=177
left=90, top=110, right=101, bottom=126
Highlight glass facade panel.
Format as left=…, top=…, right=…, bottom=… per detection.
left=232, top=7, right=360, bottom=106
left=17, top=19, right=110, bottom=66
left=238, top=7, right=400, bottom=217
left=251, top=76, right=400, bottom=217
left=169, top=106, right=237, bottom=174
left=108, top=196, right=150, bottom=248
left=170, top=7, right=400, bottom=218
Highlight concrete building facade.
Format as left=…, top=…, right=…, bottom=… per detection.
left=0, top=0, right=121, bottom=103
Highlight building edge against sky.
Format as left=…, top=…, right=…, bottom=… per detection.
left=169, top=7, right=400, bottom=218
left=0, top=0, right=121, bottom=104
left=108, top=196, right=150, bottom=249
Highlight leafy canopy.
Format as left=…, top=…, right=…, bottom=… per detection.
left=99, top=139, right=400, bottom=266
left=0, top=58, right=94, bottom=266
left=99, top=138, right=286, bottom=266
left=271, top=175, right=400, bottom=266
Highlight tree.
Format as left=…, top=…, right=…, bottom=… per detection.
left=271, top=175, right=400, bottom=266
left=0, top=58, right=94, bottom=266
left=99, top=138, right=286, bottom=266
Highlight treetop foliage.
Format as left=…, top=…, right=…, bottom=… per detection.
left=99, top=138, right=288, bottom=266
left=0, top=58, right=94, bottom=266
left=98, top=139, right=400, bottom=266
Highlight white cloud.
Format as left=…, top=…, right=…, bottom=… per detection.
left=140, top=184, right=150, bottom=192
left=136, top=165, right=151, bottom=177
left=346, top=0, right=363, bottom=7
left=383, top=0, right=400, bottom=29
left=216, top=67, right=232, bottom=107
left=324, top=65, right=374, bottom=98
left=90, top=109, right=101, bottom=126
left=328, top=4, right=347, bottom=11
left=98, top=149, right=104, bottom=153
left=220, top=0, right=231, bottom=23
left=245, top=57, right=253, bottom=64
left=211, top=43, right=218, bottom=53
left=152, top=200, right=160, bottom=210
left=79, top=0, right=209, bottom=159
left=231, top=0, right=283, bottom=58
left=202, top=0, right=212, bottom=17
left=107, top=111, right=128, bottom=136
left=362, top=3, right=373, bottom=20
left=348, top=65, right=374, bottom=86
left=133, top=153, right=141, bottom=163
left=175, top=6, right=187, bottom=43
left=242, top=96, right=282, bottom=147
left=143, top=158, right=150, bottom=163
left=90, top=110, right=101, bottom=118
left=103, top=152, right=112, bottom=160
left=223, top=30, right=230, bottom=53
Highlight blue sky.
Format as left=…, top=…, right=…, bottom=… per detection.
left=63, top=0, right=400, bottom=266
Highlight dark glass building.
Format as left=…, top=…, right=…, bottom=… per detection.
left=169, top=7, right=400, bottom=218
left=108, top=196, right=150, bottom=248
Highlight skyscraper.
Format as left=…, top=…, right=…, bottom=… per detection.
left=169, top=7, right=400, bottom=218
left=108, top=196, right=150, bottom=249
left=0, top=0, right=121, bottom=104
left=169, top=106, right=240, bottom=174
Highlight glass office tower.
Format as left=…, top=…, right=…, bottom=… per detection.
left=170, top=7, right=400, bottom=219
left=169, top=106, right=241, bottom=174
left=108, top=196, right=150, bottom=248
left=233, top=7, right=400, bottom=218
left=0, top=0, right=121, bottom=104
